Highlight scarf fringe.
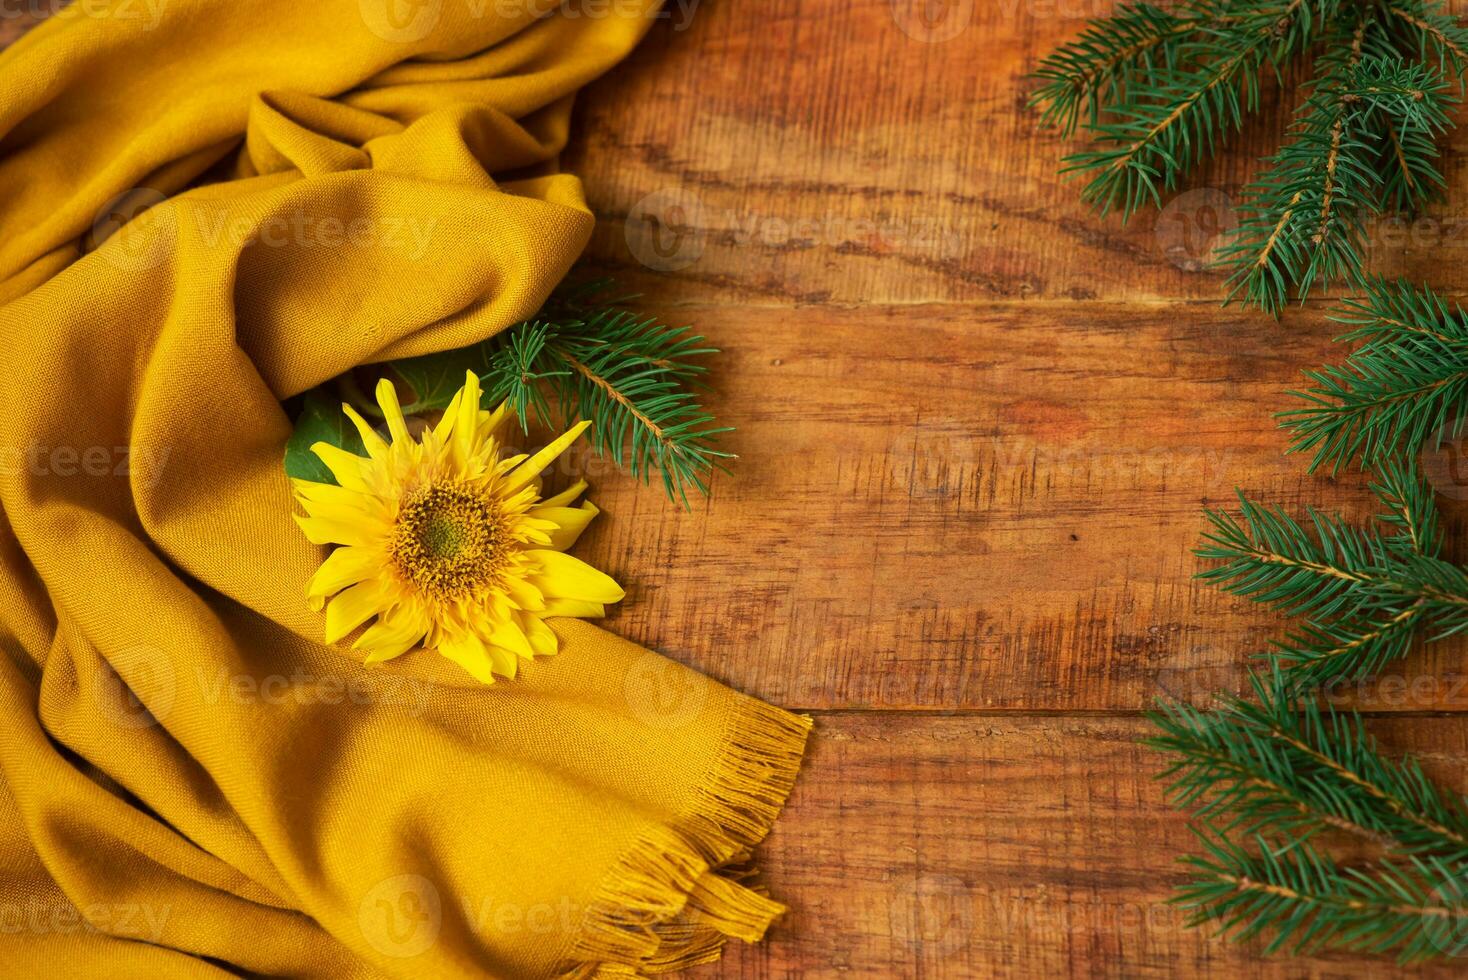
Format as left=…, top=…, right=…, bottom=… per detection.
left=555, top=698, right=813, bottom=978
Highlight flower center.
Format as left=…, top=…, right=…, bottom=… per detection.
left=391, top=481, right=511, bottom=601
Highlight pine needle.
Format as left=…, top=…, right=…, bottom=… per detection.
left=1032, top=0, right=1468, bottom=311
left=1280, top=278, right=1468, bottom=472
left=1195, top=457, right=1468, bottom=686
left=481, top=281, right=734, bottom=507
left=1149, top=667, right=1468, bottom=960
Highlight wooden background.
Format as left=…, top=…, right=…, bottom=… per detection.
left=564, top=2, right=1468, bottom=977
left=10, top=1, right=1468, bottom=976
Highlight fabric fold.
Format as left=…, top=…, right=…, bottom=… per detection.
left=0, top=2, right=809, bottom=976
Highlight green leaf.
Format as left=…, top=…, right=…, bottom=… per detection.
left=389, top=344, right=493, bottom=412
left=283, top=389, right=365, bottom=485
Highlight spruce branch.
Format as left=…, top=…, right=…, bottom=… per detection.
left=1281, top=278, right=1468, bottom=472
left=1384, top=0, right=1468, bottom=75
left=1033, top=0, right=1468, bottom=312
left=1162, top=448, right=1468, bottom=962
left=1373, top=107, right=1447, bottom=215
left=1150, top=669, right=1468, bottom=959
left=301, top=279, right=732, bottom=504
left=1219, top=40, right=1454, bottom=313
left=1030, top=3, right=1199, bottom=136
left=1054, top=0, right=1331, bottom=220
left=478, top=321, right=563, bottom=432
left=1174, top=832, right=1468, bottom=959
left=1195, top=459, right=1468, bottom=685
left=1372, top=448, right=1442, bottom=558
left=1152, top=667, right=1468, bottom=860
left=480, top=284, right=734, bottom=506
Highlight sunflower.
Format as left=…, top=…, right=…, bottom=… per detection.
left=292, top=370, right=624, bottom=683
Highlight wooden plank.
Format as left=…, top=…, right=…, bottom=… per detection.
left=720, top=712, right=1468, bottom=978
left=569, top=0, right=1468, bottom=306
left=573, top=300, right=1468, bottom=712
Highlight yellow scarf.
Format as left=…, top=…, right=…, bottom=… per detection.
left=0, top=2, right=809, bottom=976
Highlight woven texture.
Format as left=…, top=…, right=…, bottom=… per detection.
left=0, top=2, right=809, bottom=976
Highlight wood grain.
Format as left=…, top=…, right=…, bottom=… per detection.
left=717, top=713, right=1468, bottom=978
left=575, top=301, right=1468, bottom=712
left=563, top=4, right=1468, bottom=975
left=568, top=0, right=1468, bottom=307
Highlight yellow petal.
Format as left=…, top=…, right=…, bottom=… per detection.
left=310, top=443, right=373, bottom=492
left=528, top=549, right=624, bottom=604
left=374, top=378, right=411, bottom=445
left=511, top=519, right=555, bottom=547
left=294, top=480, right=391, bottom=524
left=539, top=479, right=587, bottom=509
left=307, top=546, right=382, bottom=602
left=486, top=644, right=519, bottom=678
left=324, top=581, right=386, bottom=644
left=357, top=606, right=427, bottom=663
left=342, top=403, right=390, bottom=461
left=496, top=452, right=528, bottom=475
left=501, top=421, right=590, bottom=495
left=503, top=575, right=545, bottom=612
left=439, top=633, right=497, bottom=684
left=294, top=513, right=388, bottom=549
left=486, top=615, right=534, bottom=660
left=541, top=598, right=605, bottom=618
left=524, top=615, right=557, bottom=657
left=292, top=477, right=363, bottom=505
left=486, top=590, right=514, bottom=623
left=481, top=398, right=511, bottom=441
left=451, top=371, right=481, bottom=467
left=527, top=502, right=599, bottom=552
left=431, top=385, right=465, bottom=446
